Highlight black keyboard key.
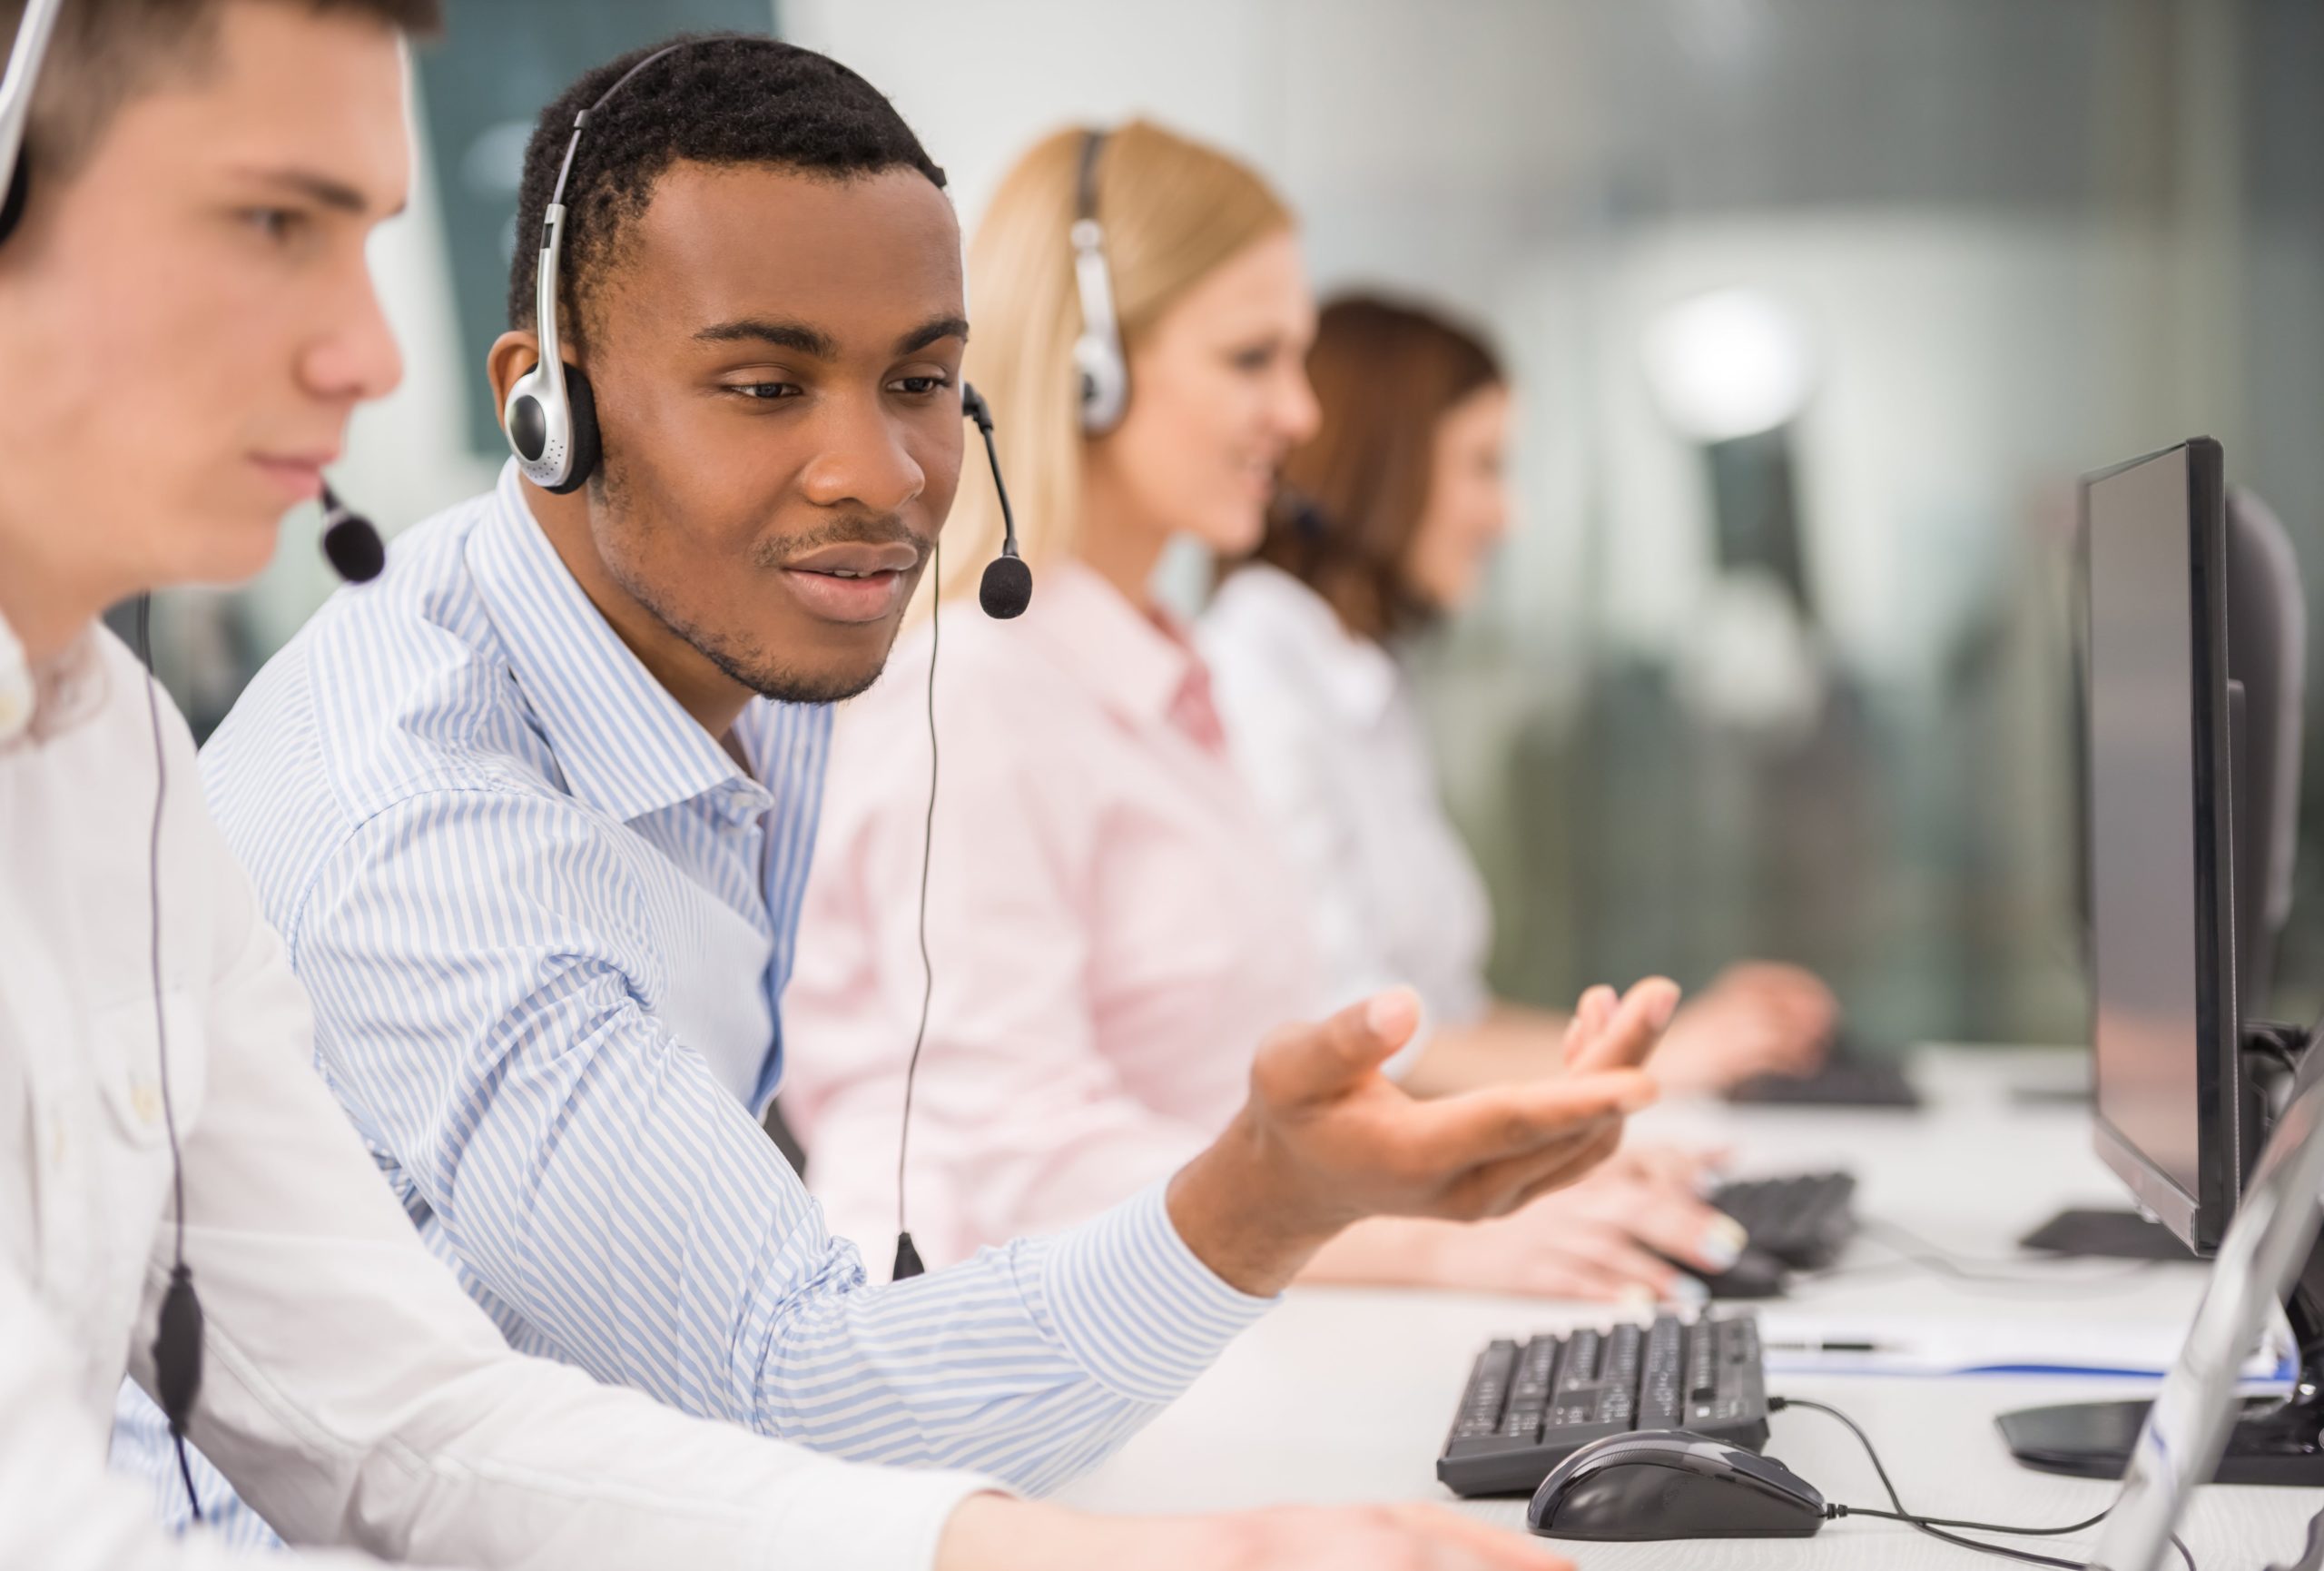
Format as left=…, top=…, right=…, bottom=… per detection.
left=1452, top=1340, right=1516, bottom=1438
left=1605, top=1322, right=1643, bottom=1386
left=1558, top=1329, right=1602, bottom=1388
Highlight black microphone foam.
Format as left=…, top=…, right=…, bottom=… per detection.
left=979, top=554, right=1032, bottom=619
left=153, top=1264, right=204, bottom=1435
left=319, top=485, right=386, bottom=583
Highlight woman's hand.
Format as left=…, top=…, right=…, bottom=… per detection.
left=1641, top=962, right=1837, bottom=1094
left=1410, top=1142, right=1747, bottom=1303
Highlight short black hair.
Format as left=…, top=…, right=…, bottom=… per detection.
left=507, top=34, right=947, bottom=337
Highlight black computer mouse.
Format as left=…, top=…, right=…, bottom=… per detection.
left=1701, top=1246, right=1793, bottom=1300
left=1528, top=1429, right=1827, bottom=1541
left=1653, top=1244, right=1792, bottom=1300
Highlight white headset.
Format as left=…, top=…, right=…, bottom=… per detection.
left=498, top=41, right=700, bottom=493
left=1070, top=128, right=1128, bottom=437
left=0, top=0, right=59, bottom=247
left=0, top=0, right=64, bottom=741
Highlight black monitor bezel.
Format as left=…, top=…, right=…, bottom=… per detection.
left=2082, top=437, right=2243, bottom=1257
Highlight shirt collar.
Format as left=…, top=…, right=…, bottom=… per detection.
left=0, top=606, right=109, bottom=751
left=1226, top=562, right=1401, bottom=725
left=1029, top=559, right=1216, bottom=734
left=467, top=461, right=773, bottom=825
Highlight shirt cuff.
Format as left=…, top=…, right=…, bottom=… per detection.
left=1036, top=1179, right=1276, bottom=1404
left=764, top=1463, right=1000, bottom=1571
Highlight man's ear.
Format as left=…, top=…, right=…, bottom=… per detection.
left=486, top=330, right=545, bottom=430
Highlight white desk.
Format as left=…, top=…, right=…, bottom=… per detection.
left=1056, top=1051, right=2324, bottom=1567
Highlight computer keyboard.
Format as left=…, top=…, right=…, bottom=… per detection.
left=1436, top=1313, right=1770, bottom=1497
left=1710, top=1171, right=1858, bottom=1271
left=1727, top=1038, right=1923, bottom=1109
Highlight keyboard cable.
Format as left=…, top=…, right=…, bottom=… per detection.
left=1770, top=1395, right=2196, bottom=1571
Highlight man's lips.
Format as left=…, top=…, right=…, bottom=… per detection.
left=250, top=451, right=339, bottom=501
left=783, top=540, right=924, bottom=577
left=779, top=539, right=926, bottom=624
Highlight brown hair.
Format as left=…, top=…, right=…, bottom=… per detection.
left=5, top=0, right=440, bottom=181
left=931, top=119, right=1293, bottom=611
left=1246, top=292, right=1503, bottom=642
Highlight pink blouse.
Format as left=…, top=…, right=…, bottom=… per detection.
left=783, top=562, right=1322, bottom=1272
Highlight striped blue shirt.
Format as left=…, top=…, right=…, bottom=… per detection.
left=113, top=463, right=1270, bottom=1542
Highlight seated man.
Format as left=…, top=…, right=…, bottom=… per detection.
left=129, top=24, right=1672, bottom=1548
left=7, top=2, right=1589, bottom=1567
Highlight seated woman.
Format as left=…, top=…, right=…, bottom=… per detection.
left=1201, top=294, right=1837, bottom=1100
left=783, top=120, right=1742, bottom=1303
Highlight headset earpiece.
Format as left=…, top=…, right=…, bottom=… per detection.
left=0, top=144, right=29, bottom=248
left=558, top=363, right=601, bottom=494
left=1069, top=131, right=1128, bottom=437
left=504, top=354, right=599, bottom=495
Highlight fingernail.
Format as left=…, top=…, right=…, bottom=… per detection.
left=1668, top=1274, right=1710, bottom=1306
left=1617, top=1284, right=1656, bottom=1310
left=1651, top=983, right=1680, bottom=1031
left=1699, top=1216, right=1748, bottom=1272
left=1364, top=988, right=1417, bottom=1041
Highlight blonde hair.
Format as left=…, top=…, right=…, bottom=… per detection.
left=931, top=119, right=1294, bottom=608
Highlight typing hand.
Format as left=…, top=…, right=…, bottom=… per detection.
left=1647, top=961, right=1836, bottom=1093
left=1414, top=1144, right=1748, bottom=1302
left=941, top=1495, right=1574, bottom=1571
left=1169, top=983, right=1671, bottom=1297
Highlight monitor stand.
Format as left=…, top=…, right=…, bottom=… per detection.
left=2000, top=1026, right=2324, bottom=1483
left=2018, top=1208, right=2195, bottom=1261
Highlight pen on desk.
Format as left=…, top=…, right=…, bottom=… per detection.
left=1763, top=1339, right=1901, bottom=1354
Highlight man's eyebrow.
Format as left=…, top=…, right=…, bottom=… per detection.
left=229, top=165, right=396, bottom=217
left=896, top=315, right=970, bottom=355
left=694, top=318, right=838, bottom=359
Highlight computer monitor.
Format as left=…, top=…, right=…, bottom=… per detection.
left=2082, top=438, right=2245, bottom=1255
left=2223, top=487, right=2306, bottom=1023
left=2091, top=1057, right=2324, bottom=1571
left=2003, top=438, right=2322, bottom=1485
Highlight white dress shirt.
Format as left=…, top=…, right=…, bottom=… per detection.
left=114, top=471, right=1272, bottom=1544
left=0, top=610, right=990, bottom=1570
left=1200, top=564, right=1496, bottom=1054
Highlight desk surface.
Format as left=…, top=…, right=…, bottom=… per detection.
left=1055, top=1050, right=2324, bottom=1567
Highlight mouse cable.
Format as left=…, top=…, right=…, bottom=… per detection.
left=1795, top=1219, right=2162, bottom=1299
left=1770, top=1396, right=2196, bottom=1571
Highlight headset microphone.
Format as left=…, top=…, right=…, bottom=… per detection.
left=320, top=483, right=385, bottom=583
left=960, top=384, right=1029, bottom=619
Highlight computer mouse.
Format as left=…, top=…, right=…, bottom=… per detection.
left=1654, top=1244, right=1791, bottom=1300
left=1528, top=1429, right=1827, bottom=1541
left=1700, top=1246, right=1792, bottom=1300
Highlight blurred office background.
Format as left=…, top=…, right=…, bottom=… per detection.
left=149, top=0, right=2324, bottom=1052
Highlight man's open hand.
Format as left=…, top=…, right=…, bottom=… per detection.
left=1169, top=980, right=1678, bottom=1296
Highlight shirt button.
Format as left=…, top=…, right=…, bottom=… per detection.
left=132, top=1078, right=163, bottom=1127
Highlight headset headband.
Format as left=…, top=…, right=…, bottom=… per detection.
left=1074, top=127, right=1107, bottom=229
left=0, top=0, right=65, bottom=240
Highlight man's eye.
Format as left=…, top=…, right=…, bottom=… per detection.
left=730, top=381, right=801, bottom=400
left=1229, top=344, right=1275, bottom=372
left=890, top=374, right=954, bottom=397
left=241, top=207, right=306, bottom=242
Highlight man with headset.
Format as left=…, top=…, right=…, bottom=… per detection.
left=1, top=2, right=1647, bottom=1567
left=55, top=13, right=1666, bottom=1565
